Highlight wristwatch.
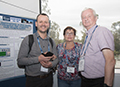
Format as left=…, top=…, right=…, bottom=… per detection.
left=104, top=83, right=111, bottom=87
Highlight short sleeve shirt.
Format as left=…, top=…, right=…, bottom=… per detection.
left=81, top=25, right=114, bottom=78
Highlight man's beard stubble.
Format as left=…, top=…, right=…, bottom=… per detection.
left=38, top=25, right=49, bottom=33
left=38, top=29, right=47, bottom=33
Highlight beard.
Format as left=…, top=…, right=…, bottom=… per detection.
left=38, top=29, right=47, bottom=33
left=37, top=25, right=49, bottom=33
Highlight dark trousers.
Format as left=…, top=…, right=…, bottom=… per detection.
left=81, top=75, right=104, bottom=87
left=26, top=74, right=53, bottom=87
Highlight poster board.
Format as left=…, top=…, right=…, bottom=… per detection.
left=0, top=13, right=36, bottom=81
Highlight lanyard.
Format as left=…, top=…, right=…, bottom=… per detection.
left=37, top=37, right=50, bottom=53
left=81, top=25, right=98, bottom=56
left=80, top=34, right=88, bottom=56
left=64, top=42, right=79, bottom=66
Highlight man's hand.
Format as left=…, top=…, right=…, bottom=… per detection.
left=38, top=54, right=52, bottom=62
left=38, top=52, right=57, bottom=68
left=51, top=55, right=57, bottom=60
left=40, top=61, right=52, bottom=68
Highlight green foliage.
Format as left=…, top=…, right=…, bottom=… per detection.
left=79, top=27, right=86, bottom=44
left=74, top=36, right=82, bottom=44
left=49, top=21, right=62, bottom=45
left=111, top=21, right=120, bottom=57
left=41, top=0, right=61, bottom=45
left=41, top=0, right=51, bottom=15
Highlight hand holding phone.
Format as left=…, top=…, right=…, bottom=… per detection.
left=42, top=52, right=53, bottom=61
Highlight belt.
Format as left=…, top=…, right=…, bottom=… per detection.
left=81, top=75, right=104, bottom=81
left=26, top=71, right=53, bottom=79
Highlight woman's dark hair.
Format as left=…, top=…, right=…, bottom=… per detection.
left=63, top=26, right=76, bottom=36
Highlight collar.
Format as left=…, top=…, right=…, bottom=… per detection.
left=35, top=32, right=49, bottom=40
left=86, top=24, right=97, bottom=35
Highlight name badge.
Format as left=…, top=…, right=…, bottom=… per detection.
left=41, top=66, right=48, bottom=72
left=67, top=67, right=75, bottom=73
left=78, top=56, right=85, bottom=71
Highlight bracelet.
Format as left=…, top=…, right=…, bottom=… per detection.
left=104, top=83, right=110, bottom=87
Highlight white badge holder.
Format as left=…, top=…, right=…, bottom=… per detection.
left=67, top=67, right=75, bottom=73
left=78, top=56, right=85, bottom=71
left=41, top=66, right=48, bottom=72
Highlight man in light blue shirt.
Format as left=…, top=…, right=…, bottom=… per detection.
left=79, top=8, right=115, bottom=87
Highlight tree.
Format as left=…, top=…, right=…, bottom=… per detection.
left=41, top=0, right=61, bottom=45
left=80, top=28, right=86, bottom=44
left=111, top=21, right=120, bottom=58
left=79, top=22, right=86, bottom=44
left=74, top=36, right=81, bottom=43
left=41, top=0, right=51, bottom=15
left=49, top=21, right=61, bottom=45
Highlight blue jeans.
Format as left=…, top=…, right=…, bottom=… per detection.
left=58, top=78, right=81, bottom=87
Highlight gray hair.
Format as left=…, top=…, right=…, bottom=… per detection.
left=81, top=8, right=97, bottom=17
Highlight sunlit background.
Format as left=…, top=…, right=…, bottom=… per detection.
left=48, top=0, right=120, bottom=40
left=42, top=0, right=120, bottom=69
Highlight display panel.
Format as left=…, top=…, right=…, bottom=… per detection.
left=0, top=13, right=36, bottom=81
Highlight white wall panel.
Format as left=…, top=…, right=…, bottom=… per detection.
left=0, top=0, right=39, bottom=19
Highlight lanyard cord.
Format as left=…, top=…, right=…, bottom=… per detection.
left=80, top=34, right=88, bottom=56
left=37, top=37, right=50, bottom=53
left=81, top=25, right=98, bottom=56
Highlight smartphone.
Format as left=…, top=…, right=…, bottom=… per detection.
left=42, top=52, right=54, bottom=61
